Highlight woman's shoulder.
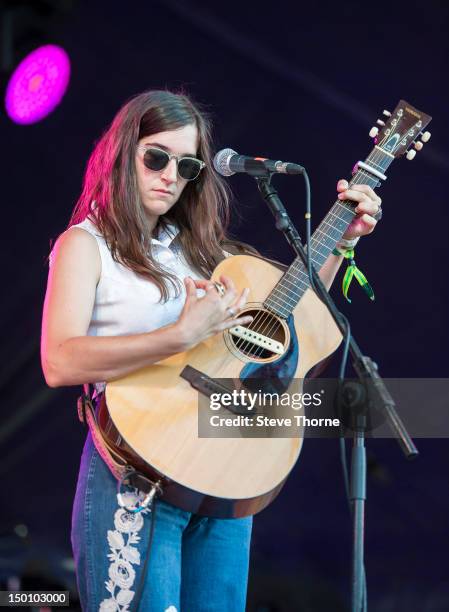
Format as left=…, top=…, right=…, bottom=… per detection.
left=49, top=220, right=101, bottom=269
left=220, top=238, right=260, bottom=258
left=70, top=217, right=104, bottom=238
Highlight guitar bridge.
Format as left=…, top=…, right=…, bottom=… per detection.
left=229, top=325, right=284, bottom=355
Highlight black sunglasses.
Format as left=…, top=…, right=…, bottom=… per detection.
left=138, top=145, right=206, bottom=181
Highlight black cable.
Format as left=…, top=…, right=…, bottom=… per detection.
left=303, top=173, right=367, bottom=611
left=133, top=499, right=157, bottom=612
left=303, top=170, right=319, bottom=297
left=338, top=312, right=352, bottom=507
left=303, top=168, right=353, bottom=509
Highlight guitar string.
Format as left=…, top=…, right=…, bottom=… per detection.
left=233, top=195, right=356, bottom=358
left=239, top=145, right=390, bottom=359
left=233, top=161, right=381, bottom=360
left=234, top=149, right=388, bottom=361
left=232, top=183, right=364, bottom=357
left=241, top=161, right=381, bottom=357
left=261, top=145, right=388, bottom=317
left=248, top=157, right=385, bottom=355
left=252, top=149, right=389, bottom=355
left=257, top=159, right=382, bottom=318
left=248, top=152, right=383, bottom=322
left=244, top=170, right=373, bottom=360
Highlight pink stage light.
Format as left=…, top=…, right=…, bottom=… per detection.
left=5, top=44, right=70, bottom=125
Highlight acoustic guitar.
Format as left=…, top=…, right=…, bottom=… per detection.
left=99, top=100, right=431, bottom=518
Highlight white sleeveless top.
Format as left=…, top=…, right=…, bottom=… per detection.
left=54, top=218, right=230, bottom=392
left=69, top=218, right=208, bottom=339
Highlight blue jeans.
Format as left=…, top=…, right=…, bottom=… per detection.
left=71, top=433, right=253, bottom=611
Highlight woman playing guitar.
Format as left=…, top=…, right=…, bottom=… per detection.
left=41, top=90, right=381, bottom=612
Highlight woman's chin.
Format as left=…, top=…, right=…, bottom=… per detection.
left=143, top=199, right=175, bottom=217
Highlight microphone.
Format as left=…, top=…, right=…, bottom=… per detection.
left=213, top=148, right=304, bottom=177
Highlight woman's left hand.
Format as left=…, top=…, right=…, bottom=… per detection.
left=337, top=179, right=382, bottom=240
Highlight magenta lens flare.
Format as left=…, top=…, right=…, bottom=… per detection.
left=5, top=44, right=71, bottom=125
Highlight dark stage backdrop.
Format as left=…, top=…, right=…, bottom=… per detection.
left=1, top=1, right=448, bottom=610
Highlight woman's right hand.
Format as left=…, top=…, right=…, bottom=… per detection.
left=175, top=274, right=253, bottom=350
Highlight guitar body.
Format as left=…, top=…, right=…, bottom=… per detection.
left=104, top=254, right=342, bottom=517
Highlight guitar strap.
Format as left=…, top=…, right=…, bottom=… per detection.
left=77, top=386, right=129, bottom=481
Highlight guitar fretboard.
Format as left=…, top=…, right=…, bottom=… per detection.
left=264, top=147, right=394, bottom=318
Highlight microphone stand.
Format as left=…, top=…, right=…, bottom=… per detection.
left=252, top=170, right=418, bottom=612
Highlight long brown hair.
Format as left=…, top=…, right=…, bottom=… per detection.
left=69, top=90, right=232, bottom=300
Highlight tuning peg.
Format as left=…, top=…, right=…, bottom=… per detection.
left=376, top=119, right=385, bottom=126
left=369, top=126, right=379, bottom=138
left=383, top=110, right=392, bottom=117
left=406, top=149, right=417, bottom=160
left=414, top=141, right=424, bottom=151
left=421, top=131, right=431, bottom=142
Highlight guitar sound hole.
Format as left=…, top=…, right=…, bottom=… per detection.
left=230, top=308, right=286, bottom=360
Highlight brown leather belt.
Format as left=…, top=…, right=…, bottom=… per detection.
left=77, top=385, right=164, bottom=500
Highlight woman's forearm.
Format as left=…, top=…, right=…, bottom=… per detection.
left=42, top=323, right=186, bottom=387
left=318, top=252, right=344, bottom=290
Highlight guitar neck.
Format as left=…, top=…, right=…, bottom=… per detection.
left=264, top=147, right=394, bottom=318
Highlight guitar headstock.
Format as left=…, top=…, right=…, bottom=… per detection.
left=369, top=100, right=432, bottom=161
